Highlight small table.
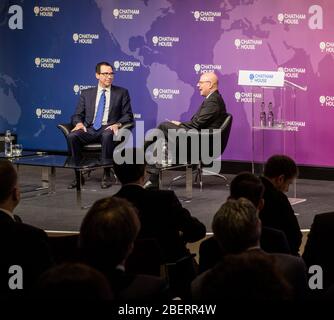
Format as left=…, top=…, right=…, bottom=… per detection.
left=12, top=154, right=113, bottom=208
left=0, top=151, right=42, bottom=158
left=1, top=151, right=52, bottom=193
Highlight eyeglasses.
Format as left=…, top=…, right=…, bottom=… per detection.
left=100, top=72, right=114, bottom=77
left=198, top=80, right=211, bottom=84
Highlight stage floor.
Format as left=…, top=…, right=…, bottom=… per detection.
left=15, top=166, right=334, bottom=232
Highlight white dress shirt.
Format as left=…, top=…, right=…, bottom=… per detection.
left=93, top=85, right=111, bottom=126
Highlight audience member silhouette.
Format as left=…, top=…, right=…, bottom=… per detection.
left=199, top=172, right=291, bottom=272
left=303, top=211, right=334, bottom=290
left=0, top=159, right=52, bottom=299
left=193, top=198, right=307, bottom=300
left=192, top=250, right=293, bottom=301
left=113, top=148, right=206, bottom=263
left=32, top=262, right=113, bottom=299
left=259, top=155, right=302, bottom=255
left=79, top=196, right=169, bottom=301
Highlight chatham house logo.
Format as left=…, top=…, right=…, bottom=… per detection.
left=319, top=95, right=334, bottom=107
left=35, top=108, right=42, bottom=118
left=73, top=33, right=99, bottom=45
left=34, top=57, right=60, bottom=69
left=235, top=91, right=262, bottom=103
left=277, top=12, right=306, bottom=25
left=319, top=41, right=334, bottom=53
left=234, top=38, right=262, bottom=50
left=278, top=67, right=306, bottom=79
left=152, top=35, right=179, bottom=47
left=194, top=63, right=222, bottom=74
left=192, top=10, right=221, bottom=22
left=73, top=84, right=94, bottom=95
left=34, top=6, right=60, bottom=17
left=248, top=72, right=274, bottom=84
left=113, top=8, right=140, bottom=20
left=113, top=60, right=140, bottom=72
left=152, top=88, right=180, bottom=100
left=35, top=107, right=62, bottom=120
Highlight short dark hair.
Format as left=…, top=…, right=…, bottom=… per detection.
left=79, top=197, right=140, bottom=270
left=230, top=172, right=264, bottom=207
left=113, top=148, right=146, bottom=185
left=95, top=61, right=112, bottom=74
left=33, top=263, right=113, bottom=299
left=264, top=155, right=298, bottom=180
left=197, top=250, right=292, bottom=300
left=0, top=160, right=17, bottom=203
left=212, top=198, right=260, bottom=254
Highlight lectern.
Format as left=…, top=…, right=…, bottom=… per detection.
left=238, top=70, right=306, bottom=205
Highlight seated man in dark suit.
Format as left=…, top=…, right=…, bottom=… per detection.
left=68, top=61, right=134, bottom=189
left=144, top=72, right=227, bottom=188
left=79, top=196, right=169, bottom=301
left=0, top=160, right=52, bottom=299
left=199, top=172, right=291, bottom=273
left=113, top=148, right=206, bottom=263
left=193, top=198, right=308, bottom=301
left=259, top=155, right=302, bottom=256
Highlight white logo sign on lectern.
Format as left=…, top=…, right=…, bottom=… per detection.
left=238, top=70, right=285, bottom=87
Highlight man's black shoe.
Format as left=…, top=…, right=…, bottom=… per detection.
left=101, top=175, right=112, bottom=189
left=67, top=174, right=85, bottom=189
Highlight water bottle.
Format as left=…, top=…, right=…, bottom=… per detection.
left=259, top=101, right=266, bottom=127
left=267, top=102, right=274, bottom=127
left=161, top=140, right=173, bottom=166
left=167, top=146, right=173, bottom=165
left=4, top=130, right=12, bottom=157
left=161, top=141, right=168, bottom=166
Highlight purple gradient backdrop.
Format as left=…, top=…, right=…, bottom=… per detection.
left=1, top=0, right=334, bottom=167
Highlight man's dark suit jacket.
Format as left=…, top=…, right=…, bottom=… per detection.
left=114, top=184, right=206, bottom=262
left=0, top=210, right=52, bottom=298
left=192, top=248, right=308, bottom=301
left=71, top=86, right=133, bottom=127
left=199, top=227, right=291, bottom=273
left=180, top=90, right=227, bottom=130
left=303, top=212, right=334, bottom=289
left=259, top=177, right=302, bottom=256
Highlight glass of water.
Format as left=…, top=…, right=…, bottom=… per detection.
left=13, top=144, right=23, bottom=156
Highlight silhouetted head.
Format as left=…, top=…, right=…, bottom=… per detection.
left=212, top=198, right=261, bottom=254
left=229, top=172, right=264, bottom=209
left=264, top=155, right=298, bottom=192
left=113, top=148, right=146, bottom=185
left=33, top=263, right=113, bottom=299
left=79, top=197, right=140, bottom=271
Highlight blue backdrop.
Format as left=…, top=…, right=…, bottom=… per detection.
left=1, top=1, right=334, bottom=166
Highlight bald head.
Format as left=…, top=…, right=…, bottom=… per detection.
left=197, top=72, right=219, bottom=97
left=203, top=72, right=218, bottom=85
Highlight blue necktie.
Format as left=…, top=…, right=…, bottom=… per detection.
left=93, top=89, right=106, bottom=130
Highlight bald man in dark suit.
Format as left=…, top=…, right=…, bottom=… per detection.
left=144, top=72, right=227, bottom=188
